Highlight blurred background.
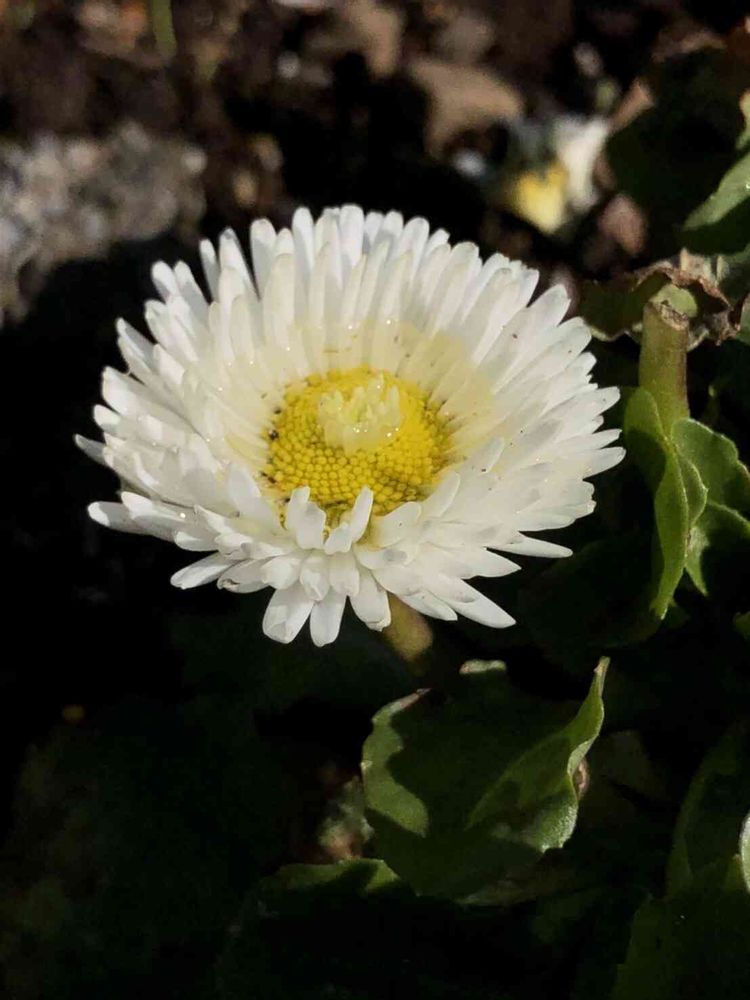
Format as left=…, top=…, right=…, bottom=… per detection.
left=2, top=1, right=750, bottom=997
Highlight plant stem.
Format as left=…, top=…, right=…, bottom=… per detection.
left=382, top=597, right=468, bottom=691
left=639, top=301, right=690, bottom=432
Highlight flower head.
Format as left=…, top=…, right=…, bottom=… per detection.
left=78, top=206, right=623, bottom=645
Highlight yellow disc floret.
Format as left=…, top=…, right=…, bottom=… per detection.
left=264, top=366, right=450, bottom=519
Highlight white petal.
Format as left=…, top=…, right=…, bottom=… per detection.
left=371, top=502, right=421, bottom=547
left=350, top=573, right=391, bottom=630
left=171, top=554, right=234, bottom=589
left=299, top=551, right=330, bottom=601
left=227, top=464, right=261, bottom=515
left=324, top=487, right=373, bottom=553
left=88, top=501, right=144, bottom=534
left=76, top=435, right=107, bottom=465
left=250, top=218, right=277, bottom=294
left=401, top=591, right=458, bottom=621
left=433, top=578, right=515, bottom=627
left=219, top=560, right=268, bottom=593
left=262, top=584, right=315, bottom=643
left=285, top=488, right=326, bottom=549
left=261, top=554, right=303, bottom=590
left=329, top=551, right=361, bottom=596
left=310, top=590, right=347, bottom=646
left=421, top=472, right=460, bottom=518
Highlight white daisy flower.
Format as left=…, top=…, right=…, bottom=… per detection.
left=78, top=205, right=624, bottom=646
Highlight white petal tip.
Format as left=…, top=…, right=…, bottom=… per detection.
left=87, top=502, right=110, bottom=526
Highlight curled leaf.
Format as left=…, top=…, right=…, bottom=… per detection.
left=362, top=661, right=606, bottom=899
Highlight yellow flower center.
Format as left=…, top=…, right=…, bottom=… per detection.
left=264, top=366, right=451, bottom=519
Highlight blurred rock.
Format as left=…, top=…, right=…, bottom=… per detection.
left=433, top=9, right=496, bottom=66
left=272, top=0, right=336, bottom=9
left=598, top=193, right=647, bottom=258
left=482, top=0, right=574, bottom=81
left=0, top=122, right=205, bottom=322
left=408, top=57, right=522, bottom=151
left=306, top=0, right=405, bottom=78
left=77, top=0, right=151, bottom=59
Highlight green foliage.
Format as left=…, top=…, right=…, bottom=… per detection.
left=361, top=662, right=605, bottom=898
left=607, top=43, right=750, bottom=254
left=613, top=725, right=750, bottom=1000
left=673, top=419, right=750, bottom=606
left=611, top=858, right=750, bottom=1000
left=1, top=697, right=297, bottom=1000
left=519, top=383, right=707, bottom=668
left=518, top=530, right=651, bottom=667
left=169, top=596, right=412, bottom=713
left=684, top=502, right=750, bottom=605
left=581, top=262, right=737, bottom=348
left=684, top=148, right=750, bottom=254
left=216, top=860, right=521, bottom=1000
left=667, top=723, right=750, bottom=893
left=622, top=387, right=701, bottom=625
left=673, top=419, right=750, bottom=513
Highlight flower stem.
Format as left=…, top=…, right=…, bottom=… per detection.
left=639, top=301, right=690, bottom=432
left=383, top=597, right=434, bottom=665
left=383, top=597, right=467, bottom=690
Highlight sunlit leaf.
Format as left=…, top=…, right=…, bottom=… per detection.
left=361, top=662, right=606, bottom=899
left=621, top=387, right=703, bottom=629
left=684, top=148, right=750, bottom=254
left=518, top=385, right=705, bottom=666
left=671, top=418, right=750, bottom=603
left=607, top=45, right=750, bottom=253
left=673, top=419, right=750, bottom=513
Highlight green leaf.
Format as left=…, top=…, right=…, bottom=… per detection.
left=261, top=859, right=402, bottom=901
left=672, top=419, right=750, bottom=603
left=668, top=723, right=750, bottom=895
left=519, top=530, right=653, bottom=670
left=675, top=450, right=710, bottom=528
left=673, top=419, right=750, bottom=513
left=606, top=45, right=749, bottom=254
left=613, top=724, right=750, bottom=1000
left=611, top=858, right=750, bottom=1000
left=684, top=148, right=750, bottom=254
left=361, top=662, right=606, bottom=899
left=622, top=387, right=703, bottom=629
left=517, top=397, right=711, bottom=666
left=736, top=611, right=750, bottom=643
left=581, top=271, right=671, bottom=340
left=581, top=261, right=735, bottom=348
left=216, top=860, right=518, bottom=1000
left=1, top=697, right=297, bottom=1000
left=169, top=600, right=411, bottom=713
left=684, top=501, right=750, bottom=605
